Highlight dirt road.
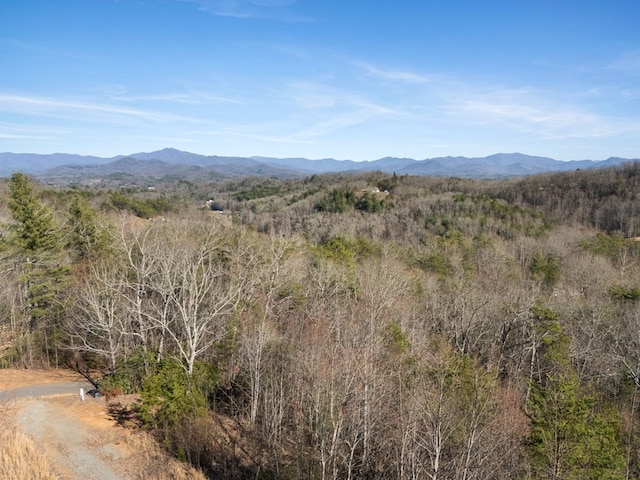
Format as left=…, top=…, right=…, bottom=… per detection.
left=1, top=372, right=135, bottom=479
left=0, top=369, right=204, bottom=480
left=16, top=399, right=128, bottom=480
left=5, top=381, right=93, bottom=399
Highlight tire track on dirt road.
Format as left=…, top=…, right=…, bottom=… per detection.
left=16, top=400, right=126, bottom=480
left=4, top=380, right=134, bottom=480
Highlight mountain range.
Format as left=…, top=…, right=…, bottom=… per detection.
left=0, top=148, right=637, bottom=182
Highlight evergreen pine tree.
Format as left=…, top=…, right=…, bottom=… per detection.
left=527, top=306, right=625, bottom=480
left=8, top=173, right=59, bottom=252
left=7, top=173, right=69, bottom=329
left=67, top=194, right=111, bottom=261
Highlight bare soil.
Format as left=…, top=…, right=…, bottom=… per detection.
left=0, top=368, right=205, bottom=480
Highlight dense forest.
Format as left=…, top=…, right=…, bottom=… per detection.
left=2, top=162, right=640, bottom=479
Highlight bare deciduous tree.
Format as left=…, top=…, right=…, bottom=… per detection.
left=162, top=223, right=246, bottom=376
left=66, top=260, right=127, bottom=370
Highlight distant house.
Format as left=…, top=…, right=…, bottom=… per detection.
left=360, top=186, right=389, bottom=196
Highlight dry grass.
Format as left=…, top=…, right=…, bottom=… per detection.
left=0, top=368, right=208, bottom=480
left=128, top=431, right=208, bottom=480
left=0, top=409, right=206, bottom=480
left=0, top=424, right=59, bottom=480
left=0, top=373, right=64, bottom=480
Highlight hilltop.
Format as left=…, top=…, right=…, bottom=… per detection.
left=1, top=148, right=637, bottom=183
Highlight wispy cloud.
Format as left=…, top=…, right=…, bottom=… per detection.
left=294, top=109, right=385, bottom=138
left=345, top=54, right=640, bottom=144
left=606, top=50, right=640, bottom=75
left=284, top=80, right=403, bottom=137
left=178, top=0, right=311, bottom=21
left=288, top=82, right=338, bottom=109
left=0, top=37, right=85, bottom=60
left=191, top=128, right=314, bottom=144
left=440, top=85, right=640, bottom=140
left=0, top=132, right=36, bottom=139
left=0, top=121, right=90, bottom=151
left=0, top=93, right=198, bottom=124
left=112, top=92, right=245, bottom=105
left=356, top=62, right=434, bottom=84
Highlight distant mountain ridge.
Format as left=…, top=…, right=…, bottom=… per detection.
left=0, top=148, right=637, bottom=180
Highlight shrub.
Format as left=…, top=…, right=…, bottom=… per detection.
left=356, top=192, right=386, bottom=212
left=137, top=359, right=218, bottom=428
left=100, top=348, right=157, bottom=395
left=417, top=251, right=454, bottom=276
left=609, top=285, right=640, bottom=301
left=106, top=192, right=176, bottom=218
left=314, top=188, right=357, bottom=213
left=529, top=251, right=560, bottom=287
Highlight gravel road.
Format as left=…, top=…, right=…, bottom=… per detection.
left=17, top=400, right=127, bottom=480
left=5, top=381, right=93, bottom=399
left=5, top=381, right=135, bottom=480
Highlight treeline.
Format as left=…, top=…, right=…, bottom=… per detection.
left=1, top=167, right=640, bottom=479
left=490, top=161, right=640, bottom=236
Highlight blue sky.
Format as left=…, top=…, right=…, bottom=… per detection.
left=1, top=0, right=639, bottom=161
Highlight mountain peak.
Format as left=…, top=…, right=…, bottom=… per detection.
left=0, top=149, right=637, bottom=180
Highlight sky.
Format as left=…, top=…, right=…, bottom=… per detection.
left=1, top=0, right=639, bottom=161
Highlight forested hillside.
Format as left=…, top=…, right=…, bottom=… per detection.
left=1, top=164, right=640, bottom=479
